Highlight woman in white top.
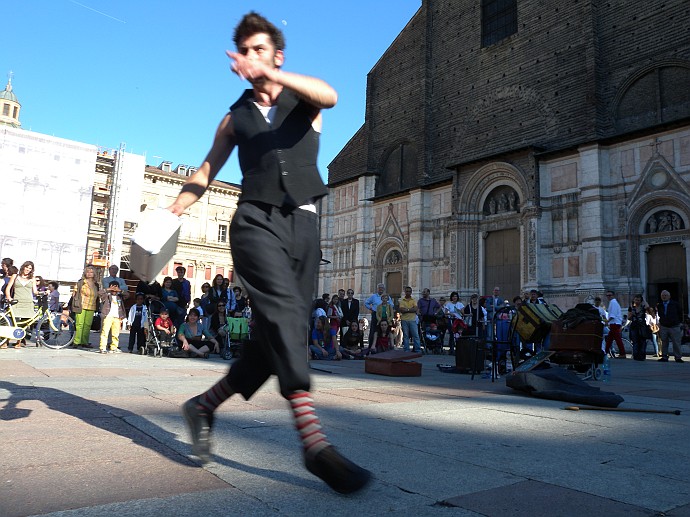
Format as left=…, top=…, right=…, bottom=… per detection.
left=444, top=291, right=465, bottom=319
left=645, top=306, right=661, bottom=357
left=443, top=291, right=465, bottom=354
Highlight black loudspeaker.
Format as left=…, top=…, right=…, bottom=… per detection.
left=455, top=337, right=484, bottom=373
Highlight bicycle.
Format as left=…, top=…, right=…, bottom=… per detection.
left=0, top=299, right=76, bottom=349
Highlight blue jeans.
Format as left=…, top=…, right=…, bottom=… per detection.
left=401, top=319, right=421, bottom=352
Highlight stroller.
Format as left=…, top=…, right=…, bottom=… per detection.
left=145, top=299, right=174, bottom=358
left=220, top=316, right=250, bottom=360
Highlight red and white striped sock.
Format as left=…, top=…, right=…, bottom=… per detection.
left=288, top=390, right=331, bottom=458
left=198, top=377, right=234, bottom=412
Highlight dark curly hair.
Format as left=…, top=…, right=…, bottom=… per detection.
left=233, top=11, right=285, bottom=51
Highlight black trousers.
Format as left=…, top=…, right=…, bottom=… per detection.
left=225, top=202, right=319, bottom=399
left=129, top=325, right=145, bottom=350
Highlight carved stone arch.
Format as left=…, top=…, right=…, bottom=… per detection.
left=629, top=197, right=690, bottom=238
left=627, top=196, right=690, bottom=278
left=610, top=59, right=690, bottom=132
left=376, top=239, right=404, bottom=267
left=458, top=162, right=529, bottom=216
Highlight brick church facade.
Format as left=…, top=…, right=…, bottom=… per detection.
left=318, top=0, right=690, bottom=312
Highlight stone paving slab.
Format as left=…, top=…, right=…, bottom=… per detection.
left=2, top=343, right=690, bottom=516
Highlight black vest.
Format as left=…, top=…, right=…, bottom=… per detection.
left=230, top=89, right=328, bottom=207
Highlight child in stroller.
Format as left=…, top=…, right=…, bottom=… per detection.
left=423, top=322, right=444, bottom=354
left=146, top=304, right=176, bottom=357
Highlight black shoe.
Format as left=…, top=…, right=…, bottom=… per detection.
left=305, top=445, right=372, bottom=494
left=675, top=357, right=684, bottom=363
left=182, top=396, right=214, bottom=464
left=659, top=357, right=669, bottom=362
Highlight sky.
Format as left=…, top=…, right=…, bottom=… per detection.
left=3, top=0, right=421, bottom=185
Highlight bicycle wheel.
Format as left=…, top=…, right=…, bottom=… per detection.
left=37, top=312, right=76, bottom=349
left=0, top=312, right=12, bottom=347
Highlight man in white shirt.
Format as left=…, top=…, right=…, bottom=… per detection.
left=604, top=290, right=626, bottom=358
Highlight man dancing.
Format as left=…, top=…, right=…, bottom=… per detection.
left=167, top=12, right=370, bottom=494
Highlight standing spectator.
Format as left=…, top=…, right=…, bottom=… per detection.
left=127, top=293, right=148, bottom=354
left=207, top=274, right=236, bottom=316
left=162, top=276, right=185, bottom=326
left=364, top=283, right=387, bottom=346
left=398, top=286, right=421, bottom=353
left=646, top=306, right=661, bottom=357
left=485, top=286, right=505, bottom=341
left=47, top=281, right=61, bottom=312
left=326, top=294, right=343, bottom=344
left=628, top=294, right=650, bottom=361
left=98, top=281, right=126, bottom=354
left=199, top=282, right=212, bottom=315
left=375, top=293, right=394, bottom=327
left=418, top=288, right=441, bottom=328
left=171, top=266, right=192, bottom=315
left=657, top=290, right=684, bottom=363
left=340, top=289, right=360, bottom=340
left=102, top=265, right=129, bottom=295
left=390, top=311, right=403, bottom=349
left=0, top=257, right=13, bottom=305
left=4, top=261, right=38, bottom=348
left=444, top=291, right=465, bottom=354
left=463, top=294, right=487, bottom=338
left=232, top=286, right=246, bottom=317
left=71, top=266, right=99, bottom=349
left=604, top=290, right=626, bottom=358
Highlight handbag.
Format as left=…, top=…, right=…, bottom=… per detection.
left=91, top=313, right=102, bottom=331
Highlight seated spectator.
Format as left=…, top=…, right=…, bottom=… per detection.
left=340, top=321, right=365, bottom=359
left=155, top=309, right=176, bottom=346
left=368, top=319, right=394, bottom=354
left=199, top=283, right=212, bottom=315
left=310, top=316, right=341, bottom=360
left=177, top=308, right=219, bottom=358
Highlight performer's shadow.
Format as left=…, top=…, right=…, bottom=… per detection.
left=0, top=380, right=192, bottom=467
left=0, top=380, right=324, bottom=489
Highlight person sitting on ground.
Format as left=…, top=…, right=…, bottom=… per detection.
left=310, top=316, right=341, bottom=360
left=340, top=320, right=365, bottom=359
left=177, top=308, right=219, bottom=358
left=154, top=308, right=176, bottom=348
left=369, top=319, right=394, bottom=354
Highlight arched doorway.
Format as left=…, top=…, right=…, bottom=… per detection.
left=646, top=242, right=687, bottom=312
left=485, top=228, right=520, bottom=299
